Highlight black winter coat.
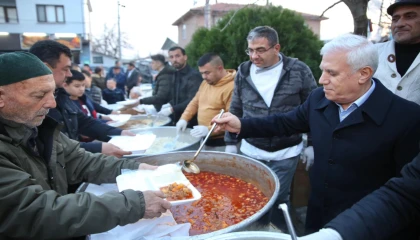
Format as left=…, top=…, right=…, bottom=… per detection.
left=140, top=65, right=175, bottom=111
left=326, top=150, right=420, bottom=240
left=236, top=79, right=420, bottom=239
left=169, top=64, right=202, bottom=125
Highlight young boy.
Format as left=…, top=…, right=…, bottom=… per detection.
left=64, top=70, right=116, bottom=119
left=82, top=69, right=103, bottom=104
left=102, top=78, right=126, bottom=104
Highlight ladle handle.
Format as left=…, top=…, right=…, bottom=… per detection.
left=192, top=109, right=225, bottom=160
left=279, top=204, right=298, bottom=240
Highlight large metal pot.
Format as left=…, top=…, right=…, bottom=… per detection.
left=137, top=151, right=280, bottom=239
left=206, top=231, right=291, bottom=240
left=125, top=127, right=200, bottom=157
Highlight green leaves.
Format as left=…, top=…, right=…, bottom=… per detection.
left=185, top=6, right=323, bottom=79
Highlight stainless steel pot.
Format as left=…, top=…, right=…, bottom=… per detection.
left=137, top=151, right=280, bottom=239
left=206, top=231, right=291, bottom=240
left=125, top=127, right=200, bottom=157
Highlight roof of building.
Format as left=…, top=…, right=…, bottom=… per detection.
left=172, top=3, right=327, bottom=25
left=161, top=37, right=178, bottom=50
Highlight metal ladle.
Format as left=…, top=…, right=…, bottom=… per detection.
left=279, top=203, right=298, bottom=240
left=182, top=109, right=225, bottom=174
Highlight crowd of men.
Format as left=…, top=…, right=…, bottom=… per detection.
left=0, top=0, right=419, bottom=239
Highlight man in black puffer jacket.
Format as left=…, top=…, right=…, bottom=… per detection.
left=157, top=47, right=202, bottom=127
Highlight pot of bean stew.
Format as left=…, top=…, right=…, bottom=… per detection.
left=137, top=151, right=280, bottom=239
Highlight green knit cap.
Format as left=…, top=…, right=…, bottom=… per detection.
left=0, top=52, right=52, bottom=86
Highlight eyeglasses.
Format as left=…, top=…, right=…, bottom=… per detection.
left=245, top=45, right=275, bottom=56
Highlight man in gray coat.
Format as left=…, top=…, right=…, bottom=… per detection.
left=225, top=26, right=317, bottom=231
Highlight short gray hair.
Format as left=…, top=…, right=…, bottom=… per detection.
left=247, top=26, right=279, bottom=46
left=320, top=33, right=378, bottom=73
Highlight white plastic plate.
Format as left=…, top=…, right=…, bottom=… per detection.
left=108, top=134, right=156, bottom=154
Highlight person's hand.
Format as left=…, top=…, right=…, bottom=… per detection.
left=142, top=190, right=172, bottom=219
left=130, top=92, right=141, bottom=99
left=161, top=103, right=171, bottom=109
left=301, top=146, right=314, bottom=171
left=138, top=163, right=158, bottom=170
left=143, top=104, right=157, bottom=115
left=225, top=145, right=238, bottom=154
left=176, top=119, right=188, bottom=133
left=191, top=125, right=209, bottom=138
left=111, top=110, right=120, bottom=115
left=158, top=107, right=172, bottom=117
left=121, top=130, right=136, bottom=136
left=101, top=142, right=131, bottom=158
left=212, top=112, right=241, bottom=133
left=299, top=228, right=343, bottom=240
left=101, top=115, right=112, bottom=121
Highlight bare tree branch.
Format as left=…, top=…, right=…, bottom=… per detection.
left=91, top=24, right=131, bottom=58
left=219, top=0, right=262, bottom=32
left=320, top=0, right=343, bottom=18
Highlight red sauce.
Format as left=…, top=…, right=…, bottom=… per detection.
left=171, top=171, right=268, bottom=235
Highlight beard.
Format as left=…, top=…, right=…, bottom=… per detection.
left=0, top=104, right=50, bottom=128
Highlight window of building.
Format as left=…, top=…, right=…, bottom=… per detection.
left=0, top=6, right=18, bottom=23
left=182, top=24, right=187, bottom=40
left=36, top=5, right=65, bottom=23
left=93, top=56, right=103, bottom=64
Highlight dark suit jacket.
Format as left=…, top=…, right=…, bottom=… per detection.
left=237, top=79, right=420, bottom=238
left=125, top=69, right=140, bottom=95
left=326, top=150, right=420, bottom=240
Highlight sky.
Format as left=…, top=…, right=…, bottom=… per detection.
left=88, top=0, right=391, bottom=59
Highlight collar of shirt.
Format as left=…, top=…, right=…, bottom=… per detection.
left=335, top=80, right=376, bottom=121
left=254, top=54, right=283, bottom=74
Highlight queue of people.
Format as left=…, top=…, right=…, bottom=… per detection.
left=0, top=0, right=419, bottom=239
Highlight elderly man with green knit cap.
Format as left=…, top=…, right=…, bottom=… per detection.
left=0, top=52, right=171, bottom=240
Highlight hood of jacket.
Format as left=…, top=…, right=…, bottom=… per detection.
left=213, top=69, right=236, bottom=87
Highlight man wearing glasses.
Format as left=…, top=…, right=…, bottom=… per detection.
left=224, top=26, right=317, bottom=231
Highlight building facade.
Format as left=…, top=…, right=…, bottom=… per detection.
left=0, top=0, right=86, bottom=63
left=173, top=3, right=327, bottom=48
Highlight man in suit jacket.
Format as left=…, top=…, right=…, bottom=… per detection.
left=125, top=62, right=140, bottom=97
left=213, top=33, right=420, bottom=239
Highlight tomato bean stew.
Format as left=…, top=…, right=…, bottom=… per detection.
left=171, top=171, right=269, bottom=235
left=160, top=183, right=193, bottom=201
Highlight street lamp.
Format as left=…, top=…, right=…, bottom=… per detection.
left=117, top=0, right=125, bottom=60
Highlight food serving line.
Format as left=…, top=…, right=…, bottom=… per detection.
left=82, top=101, right=293, bottom=239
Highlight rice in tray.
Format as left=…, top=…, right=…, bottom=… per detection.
left=145, top=137, right=189, bottom=154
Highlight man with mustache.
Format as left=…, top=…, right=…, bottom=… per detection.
left=158, top=46, right=202, bottom=127
left=0, top=52, right=171, bottom=240
left=374, top=0, right=420, bottom=105
left=29, top=40, right=133, bottom=158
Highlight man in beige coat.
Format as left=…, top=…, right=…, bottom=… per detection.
left=176, top=53, right=236, bottom=151
left=0, top=52, right=171, bottom=240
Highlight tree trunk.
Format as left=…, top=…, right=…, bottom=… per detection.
left=343, top=0, right=370, bottom=36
